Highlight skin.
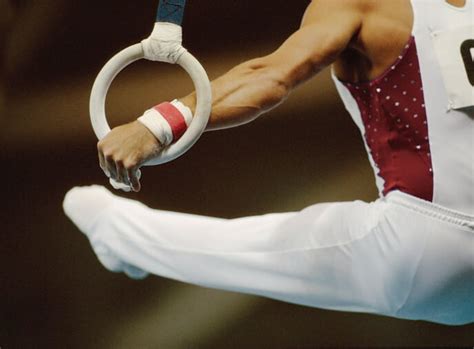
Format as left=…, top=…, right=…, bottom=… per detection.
left=97, top=0, right=455, bottom=192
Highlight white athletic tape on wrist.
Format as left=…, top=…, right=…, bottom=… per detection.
left=171, top=99, right=193, bottom=126
left=137, top=100, right=193, bottom=146
left=137, top=108, right=172, bottom=145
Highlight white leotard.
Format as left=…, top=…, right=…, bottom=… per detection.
left=333, top=0, right=474, bottom=214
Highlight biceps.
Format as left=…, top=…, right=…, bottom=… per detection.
left=269, top=3, right=362, bottom=87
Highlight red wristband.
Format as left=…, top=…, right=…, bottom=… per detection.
left=154, top=102, right=188, bottom=142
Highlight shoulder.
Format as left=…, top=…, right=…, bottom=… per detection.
left=299, top=0, right=374, bottom=34
left=304, top=0, right=375, bottom=16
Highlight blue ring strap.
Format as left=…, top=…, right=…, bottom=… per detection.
left=156, top=0, right=187, bottom=26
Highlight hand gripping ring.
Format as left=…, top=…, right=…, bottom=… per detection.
left=89, top=27, right=212, bottom=168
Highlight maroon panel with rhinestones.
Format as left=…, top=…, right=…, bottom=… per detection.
left=344, top=37, right=433, bottom=201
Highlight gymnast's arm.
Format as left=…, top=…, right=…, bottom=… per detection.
left=181, top=0, right=364, bottom=130
left=98, top=0, right=364, bottom=191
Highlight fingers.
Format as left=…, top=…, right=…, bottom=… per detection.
left=115, top=160, right=129, bottom=186
left=97, top=141, right=142, bottom=192
left=98, top=148, right=109, bottom=177
left=116, top=161, right=142, bottom=192
left=105, top=154, right=118, bottom=179
left=127, top=167, right=141, bottom=192
left=109, top=178, right=132, bottom=192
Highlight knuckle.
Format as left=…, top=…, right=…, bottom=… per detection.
left=103, top=152, right=113, bottom=161
left=132, top=150, right=144, bottom=161
left=97, top=140, right=110, bottom=152
left=124, top=159, right=137, bottom=170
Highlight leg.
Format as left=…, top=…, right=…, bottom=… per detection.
left=391, top=212, right=474, bottom=325
left=63, top=186, right=397, bottom=315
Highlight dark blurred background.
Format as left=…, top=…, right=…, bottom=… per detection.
left=1, top=1, right=473, bottom=348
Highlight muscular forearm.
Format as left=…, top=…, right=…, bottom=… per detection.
left=177, top=1, right=362, bottom=132
left=180, top=56, right=291, bottom=131
left=179, top=24, right=346, bottom=132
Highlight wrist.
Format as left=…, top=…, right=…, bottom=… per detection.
left=137, top=99, right=193, bottom=146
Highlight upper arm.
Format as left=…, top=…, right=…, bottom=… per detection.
left=266, top=0, right=365, bottom=89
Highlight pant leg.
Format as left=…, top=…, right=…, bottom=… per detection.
left=63, top=186, right=406, bottom=316
left=390, top=209, right=474, bottom=325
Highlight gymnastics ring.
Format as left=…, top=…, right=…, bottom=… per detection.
left=89, top=1, right=211, bottom=190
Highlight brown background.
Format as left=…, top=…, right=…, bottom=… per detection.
left=1, top=0, right=473, bottom=348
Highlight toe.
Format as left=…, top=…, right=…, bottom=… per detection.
left=63, top=185, right=115, bottom=236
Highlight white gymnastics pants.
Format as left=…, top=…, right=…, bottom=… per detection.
left=63, top=186, right=474, bottom=325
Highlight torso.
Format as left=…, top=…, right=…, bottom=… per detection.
left=333, top=0, right=465, bottom=83
left=331, top=0, right=474, bottom=214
